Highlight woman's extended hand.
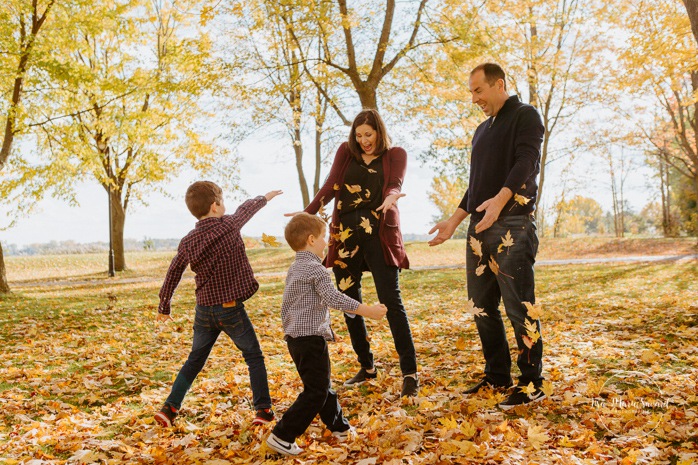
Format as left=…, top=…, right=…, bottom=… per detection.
left=376, top=193, right=406, bottom=212
left=264, top=190, right=283, bottom=201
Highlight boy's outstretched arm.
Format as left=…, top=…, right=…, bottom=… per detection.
left=353, top=303, right=387, bottom=320
left=225, top=190, right=283, bottom=229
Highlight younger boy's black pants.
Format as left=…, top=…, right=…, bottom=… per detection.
left=272, top=335, right=350, bottom=442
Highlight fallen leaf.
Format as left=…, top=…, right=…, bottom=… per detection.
left=527, top=425, right=550, bottom=450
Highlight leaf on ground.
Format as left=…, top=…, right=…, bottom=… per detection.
left=527, top=425, right=550, bottom=450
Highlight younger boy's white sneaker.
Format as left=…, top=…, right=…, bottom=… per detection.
left=266, top=432, right=303, bottom=456
left=331, top=426, right=357, bottom=442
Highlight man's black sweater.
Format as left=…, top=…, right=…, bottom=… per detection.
left=458, top=95, right=544, bottom=218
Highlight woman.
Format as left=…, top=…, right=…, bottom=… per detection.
left=290, top=109, right=418, bottom=397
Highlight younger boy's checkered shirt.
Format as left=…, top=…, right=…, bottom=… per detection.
left=281, top=251, right=359, bottom=341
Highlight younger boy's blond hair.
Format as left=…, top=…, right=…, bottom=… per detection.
left=285, top=213, right=326, bottom=251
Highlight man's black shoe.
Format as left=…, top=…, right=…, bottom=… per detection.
left=463, top=377, right=513, bottom=394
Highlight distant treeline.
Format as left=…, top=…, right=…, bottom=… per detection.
left=4, top=238, right=180, bottom=256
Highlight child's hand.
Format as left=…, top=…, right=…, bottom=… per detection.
left=264, top=190, right=283, bottom=201
left=283, top=211, right=303, bottom=217
left=364, top=303, right=387, bottom=320
left=157, top=313, right=173, bottom=323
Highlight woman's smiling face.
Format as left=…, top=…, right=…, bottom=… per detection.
left=355, top=124, right=377, bottom=155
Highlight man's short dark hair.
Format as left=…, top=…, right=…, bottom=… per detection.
left=471, top=63, right=507, bottom=90
left=285, top=213, right=326, bottom=251
left=185, top=181, right=222, bottom=219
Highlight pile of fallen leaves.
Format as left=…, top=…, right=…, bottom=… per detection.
left=0, top=255, right=696, bottom=464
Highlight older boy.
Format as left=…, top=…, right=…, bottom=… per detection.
left=154, top=181, right=282, bottom=427
left=266, top=213, right=387, bottom=456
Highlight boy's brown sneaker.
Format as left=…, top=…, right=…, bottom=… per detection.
left=252, top=408, right=275, bottom=425
left=154, top=404, right=178, bottom=427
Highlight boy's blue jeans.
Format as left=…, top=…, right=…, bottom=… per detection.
left=165, top=303, right=272, bottom=410
left=466, top=214, right=544, bottom=387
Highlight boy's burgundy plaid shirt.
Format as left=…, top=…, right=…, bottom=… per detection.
left=158, top=196, right=267, bottom=315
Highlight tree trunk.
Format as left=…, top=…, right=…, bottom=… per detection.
left=357, top=84, right=378, bottom=110
left=537, top=127, right=550, bottom=212
left=294, top=130, right=310, bottom=207
left=0, top=242, right=10, bottom=294
left=683, top=0, right=698, bottom=46
left=111, top=190, right=127, bottom=271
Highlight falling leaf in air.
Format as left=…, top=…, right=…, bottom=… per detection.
left=488, top=257, right=499, bottom=275
left=345, top=184, right=362, bottom=194
left=337, top=201, right=343, bottom=210
left=337, top=224, right=353, bottom=243
left=497, top=230, right=515, bottom=254
left=334, top=260, right=348, bottom=269
left=338, top=248, right=350, bottom=259
left=359, top=217, right=373, bottom=234
left=465, top=298, right=486, bottom=317
left=371, top=210, right=380, bottom=219
left=469, top=236, right=483, bottom=260
left=261, top=233, right=282, bottom=247
left=339, top=276, right=355, bottom=291
left=352, top=196, right=364, bottom=207
left=524, top=320, right=540, bottom=344
left=527, top=425, right=550, bottom=450
left=523, top=301, right=543, bottom=320
left=333, top=183, right=340, bottom=190
left=541, top=380, right=554, bottom=397
left=475, top=264, right=486, bottom=276
left=514, top=194, right=530, bottom=206
left=365, top=189, right=371, bottom=198
left=367, top=168, right=377, bottom=173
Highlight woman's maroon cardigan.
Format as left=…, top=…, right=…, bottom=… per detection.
left=304, top=142, right=410, bottom=270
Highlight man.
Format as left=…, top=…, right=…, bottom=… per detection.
left=428, top=63, right=546, bottom=409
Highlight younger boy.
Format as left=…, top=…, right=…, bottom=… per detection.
left=266, top=213, right=387, bottom=456
left=154, top=181, right=282, bottom=427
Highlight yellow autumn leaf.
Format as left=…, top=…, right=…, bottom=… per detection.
left=338, top=248, right=350, bottom=259
left=336, top=201, right=343, bottom=210
left=523, top=301, right=543, bottom=320
left=541, top=380, right=554, bottom=397
left=365, top=189, right=371, bottom=198
left=521, top=382, right=538, bottom=396
left=488, top=257, right=499, bottom=275
left=465, top=298, right=486, bottom=317
left=338, top=276, right=354, bottom=291
left=475, top=264, right=486, bottom=276
left=455, top=336, right=467, bottom=350
left=359, top=217, right=373, bottom=234
left=337, top=224, right=353, bottom=243
left=500, top=230, right=514, bottom=253
left=333, top=183, right=340, bottom=190
left=334, top=260, right=348, bottom=269
left=514, top=193, right=531, bottom=206
left=439, top=416, right=459, bottom=430
left=527, top=425, right=550, bottom=450
left=469, top=236, right=483, bottom=258
left=261, top=233, right=282, bottom=247
left=371, top=210, right=380, bottom=219
left=524, top=319, right=540, bottom=344
left=345, top=184, right=362, bottom=193
left=352, top=196, right=364, bottom=207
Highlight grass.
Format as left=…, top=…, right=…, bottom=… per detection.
left=0, top=238, right=696, bottom=463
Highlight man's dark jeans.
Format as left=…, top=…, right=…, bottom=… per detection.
left=165, top=303, right=271, bottom=410
left=466, top=214, right=543, bottom=386
left=272, top=335, right=350, bottom=442
left=333, top=211, right=417, bottom=376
